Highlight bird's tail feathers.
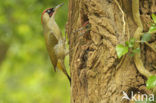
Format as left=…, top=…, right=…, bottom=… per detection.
left=57, top=59, right=71, bottom=84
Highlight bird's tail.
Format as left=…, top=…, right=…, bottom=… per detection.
left=57, top=59, right=71, bottom=84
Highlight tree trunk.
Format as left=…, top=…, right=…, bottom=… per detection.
left=67, top=0, right=156, bottom=103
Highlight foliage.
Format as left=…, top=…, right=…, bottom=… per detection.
left=0, top=0, right=70, bottom=103
left=144, top=14, right=156, bottom=91
left=135, top=100, right=154, bottom=103
left=116, top=44, right=128, bottom=58
left=152, top=14, right=156, bottom=24
left=125, top=38, right=135, bottom=48
left=148, top=14, right=156, bottom=33
left=116, top=14, right=156, bottom=97
left=146, top=76, right=156, bottom=89
left=141, top=33, right=151, bottom=42
left=116, top=14, right=156, bottom=59
left=135, top=98, right=156, bottom=103
left=116, top=38, right=140, bottom=58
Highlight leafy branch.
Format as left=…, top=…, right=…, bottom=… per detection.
left=116, top=14, right=156, bottom=99
left=116, top=14, right=156, bottom=59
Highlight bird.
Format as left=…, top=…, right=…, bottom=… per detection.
left=41, top=3, right=71, bottom=83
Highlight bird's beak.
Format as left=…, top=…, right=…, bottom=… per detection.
left=54, top=3, right=64, bottom=11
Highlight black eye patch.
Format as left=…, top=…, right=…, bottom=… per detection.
left=46, top=8, right=54, bottom=15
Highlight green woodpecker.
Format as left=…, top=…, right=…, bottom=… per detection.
left=41, top=3, right=71, bottom=83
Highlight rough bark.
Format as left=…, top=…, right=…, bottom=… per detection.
left=67, top=0, right=156, bottom=103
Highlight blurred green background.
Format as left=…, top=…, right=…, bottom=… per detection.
left=0, top=0, right=70, bottom=103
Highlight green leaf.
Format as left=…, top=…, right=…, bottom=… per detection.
left=132, top=48, right=140, bottom=54
left=116, top=44, right=128, bottom=58
left=149, top=25, right=156, bottom=33
left=146, top=76, right=156, bottom=89
left=152, top=14, right=156, bottom=24
left=141, top=33, right=151, bottom=42
left=129, top=48, right=140, bottom=57
left=129, top=38, right=135, bottom=48
left=125, top=38, right=135, bottom=48
left=125, top=41, right=129, bottom=46
left=129, top=53, right=134, bottom=57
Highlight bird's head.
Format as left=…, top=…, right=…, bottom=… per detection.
left=41, top=3, right=64, bottom=25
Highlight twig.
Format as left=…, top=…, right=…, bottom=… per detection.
left=145, top=42, right=156, bottom=53
left=114, top=0, right=126, bottom=35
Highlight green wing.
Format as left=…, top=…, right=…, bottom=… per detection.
left=47, top=32, right=58, bottom=71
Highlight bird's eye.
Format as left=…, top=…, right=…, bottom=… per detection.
left=47, top=9, right=51, bottom=14
left=45, top=8, right=54, bottom=17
